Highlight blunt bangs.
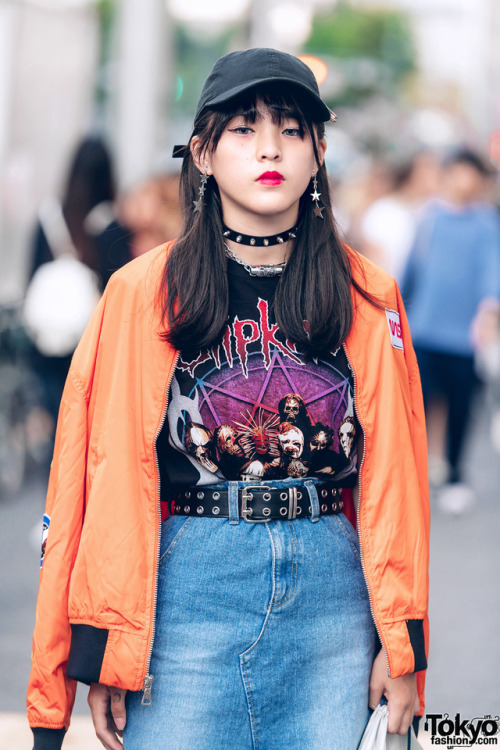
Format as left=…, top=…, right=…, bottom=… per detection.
left=224, top=88, right=306, bottom=135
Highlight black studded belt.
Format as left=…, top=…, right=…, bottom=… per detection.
left=162, top=484, right=345, bottom=523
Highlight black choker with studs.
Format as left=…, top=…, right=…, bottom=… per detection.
left=222, top=224, right=298, bottom=247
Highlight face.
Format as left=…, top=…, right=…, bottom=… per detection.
left=196, top=104, right=325, bottom=230
left=217, top=425, right=244, bottom=457
left=443, top=163, right=487, bottom=205
left=278, top=425, right=304, bottom=458
left=339, top=421, right=355, bottom=458
left=252, top=427, right=270, bottom=455
left=241, top=459, right=265, bottom=481
left=310, top=429, right=330, bottom=452
left=411, top=152, right=441, bottom=197
left=185, top=423, right=217, bottom=471
left=280, top=393, right=304, bottom=424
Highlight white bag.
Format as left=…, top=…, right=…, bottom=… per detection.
left=358, top=704, right=423, bottom=750
left=23, top=198, right=101, bottom=357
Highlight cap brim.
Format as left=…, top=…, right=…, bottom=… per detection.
left=198, top=77, right=331, bottom=122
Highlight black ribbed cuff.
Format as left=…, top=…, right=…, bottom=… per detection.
left=406, top=618, right=427, bottom=672
left=67, top=623, right=109, bottom=685
left=32, top=727, right=66, bottom=750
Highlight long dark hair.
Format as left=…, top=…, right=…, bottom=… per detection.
left=63, top=137, right=116, bottom=270
left=158, top=84, right=374, bottom=358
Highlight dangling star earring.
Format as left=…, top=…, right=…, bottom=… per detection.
left=193, top=165, right=209, bottom=213
left=311, top=171, right=324, bottom=219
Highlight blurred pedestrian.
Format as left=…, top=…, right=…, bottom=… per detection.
left=402, top=147, right=500, bottom=513
left=474, top=299, right=500, bottom=454
left=24, top=137, right=132, bottom=461
left=360, top=150, right=440, bottom=282
left=29, top=136, right=132, bottom=293
left=120, top=173, right=182, bottom=259
left=28, top=49, right=429, bottom=750
left=336, top=155, right=395, bottom=247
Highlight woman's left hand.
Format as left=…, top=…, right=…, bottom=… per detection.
left=369, top=648, right=420, bottom=734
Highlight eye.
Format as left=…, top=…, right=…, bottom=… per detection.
left=282, top=127, right=302, bottom=137
left=228, top=126, right=253, bottom=135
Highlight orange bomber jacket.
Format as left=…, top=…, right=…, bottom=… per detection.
left=27, top=242, right=430, bottom=749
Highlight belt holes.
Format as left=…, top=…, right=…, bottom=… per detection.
left=296, top=506, right=302, bottom=515
left=196, top=506, right=204, bottom=514
left=197, top=491, right=204, bottom=500
left=184, top=505, right=190, bottom=513
left=339, top=500, right=343, bottom=509
left=332, top=502, right=337, bottom=511
left=175, top=505, right=181, bottom=512
left=332, top=488, right=337, bottom=496
left=321, top=504, right=328, bottom=512
left=246, top=492, right=253, bottom=500
left=280, top=492, right=288, bottom=501
left=212, top=506, right=220, bottom=515
left=212, top=491, right=220, bottom=500
left=262, top=507, right=271, bottom=516
left=339, top=488, right=343, bottom=495
left=263, top=492, right=271, bottom=501
left=279, top=507, right=288, bottom=516
left=321, top=489, right=328, bottom=498
left=297, top=491, right=302, bottom=499
left=185, top=491, right=191, bottom=499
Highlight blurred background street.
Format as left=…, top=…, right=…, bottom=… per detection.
left=1, top=0, right=499, bottom=745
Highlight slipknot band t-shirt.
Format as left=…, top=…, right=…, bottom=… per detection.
left=156, top=258, right=361, bottom=495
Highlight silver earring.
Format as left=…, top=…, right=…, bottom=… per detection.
left=311, top=172, right=324, bottom=219
left=193, top=165, right=209, bottom=213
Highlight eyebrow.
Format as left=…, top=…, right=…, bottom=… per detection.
left=231, top=105, right=302, bottom=125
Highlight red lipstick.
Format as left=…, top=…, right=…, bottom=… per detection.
left=258, top=171, right=284, bottom=186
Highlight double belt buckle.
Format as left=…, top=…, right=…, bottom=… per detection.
left=241, top=485, right=299, bottom=523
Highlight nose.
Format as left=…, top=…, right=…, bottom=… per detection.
left=256, top=125, right=281, bottom=161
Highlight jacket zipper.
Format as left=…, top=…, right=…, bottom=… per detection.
left=342, top=342, right=391, bottom=678
left=141, top=350, right=180, bottom=705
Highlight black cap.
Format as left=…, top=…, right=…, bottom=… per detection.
left=173, top=48, right=335, bottom=158
left=196, top=48, right=332, bottom=121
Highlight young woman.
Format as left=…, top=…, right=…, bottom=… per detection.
left=27, top=49, right=429, bottom=750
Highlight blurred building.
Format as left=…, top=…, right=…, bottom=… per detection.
left=352, top=0, right=500, bottom=144
left=0, top=0, right=331, bottom=302
left=1, top=0, right=499, bottom=302
left=0, top=0, right=99, bottom=301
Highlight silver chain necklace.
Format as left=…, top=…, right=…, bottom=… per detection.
left=223, top=243, right=286, bottom=278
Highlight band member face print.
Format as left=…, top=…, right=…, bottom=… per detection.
left=278, top=422, right=304, bottom=459
left=339, top=417, right=356, bottom=459
left=167, top=292, right=361, bottom=485
left=278, top=393, right=312, bottom=433
left=215, top=424, right=245, bottom=458
left=184, top=422, right=218, bottom=473
left=309, top=423, right=334, bottom=453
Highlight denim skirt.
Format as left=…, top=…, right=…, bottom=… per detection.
left=124, top=479, right=377, bottom=750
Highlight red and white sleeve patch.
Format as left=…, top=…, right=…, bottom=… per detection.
left=385, top=308, right=404, bottom=351
left=40, top=513, right=50, bottom=569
